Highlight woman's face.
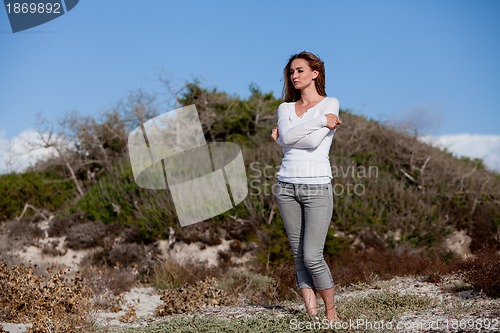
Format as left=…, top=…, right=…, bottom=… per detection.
left=289, top=58, right=318, bottom=90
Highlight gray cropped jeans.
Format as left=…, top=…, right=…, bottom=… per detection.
left=275, top=181, right=334, bottom=291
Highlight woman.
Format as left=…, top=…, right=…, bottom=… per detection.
left=272, top=51, right=341, bottom=322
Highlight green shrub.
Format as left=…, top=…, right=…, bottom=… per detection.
left=0, top=171, right=75, bottom=222
left=73, top=160, right=176, bottom=242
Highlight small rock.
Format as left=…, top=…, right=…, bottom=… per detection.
left=458, top=290, right=481, bottom=300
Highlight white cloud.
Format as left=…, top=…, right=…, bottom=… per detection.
left=0, top=129, right=59, bottom=174
left=0, top=129, right=8, bottom=173
left=420, top=134, right=500, bottom=172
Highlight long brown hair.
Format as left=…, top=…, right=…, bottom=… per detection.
left=282, top=51, right=326, bottom=102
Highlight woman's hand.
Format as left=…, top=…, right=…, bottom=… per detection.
left=271, top=127, right=279, bottom=141
left=325, top=114, right=342, bottom=130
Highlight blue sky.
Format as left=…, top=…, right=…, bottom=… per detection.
left=1, top=0, right=500, bottom=171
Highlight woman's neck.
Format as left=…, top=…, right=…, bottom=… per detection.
left=298, top=86, right=322, bottom=105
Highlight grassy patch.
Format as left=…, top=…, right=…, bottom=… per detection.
left=99, top=291, right=434, bottom=333
left=337, top=291, right=433, bottom=323
left=115, top=315, right=294, bottom=333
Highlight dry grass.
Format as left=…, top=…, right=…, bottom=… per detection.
left=0, top=262, right=93, bottom=332
left=152, top=260, right=190, bottom=289
left=457, top=249, right=500, bottom=297
left=5, top=220, right=43, bottom=247
left=81, top=266, right=138, bottom=312
left=266, top=264, right=298, bottom=301
left=1, top=247, right=499, bottom=332
left=152, top=258, right=220, bottom=289
left=153, top=260, right=299, bottom=310
left=155, top=277, right=236, bottom=316
left=219, top=270, right=279, bottom=305
left=330, top=249, right=459, bottom=287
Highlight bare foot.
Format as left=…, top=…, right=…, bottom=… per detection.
left=326, top=307, right=339, bottom=323
left=300, top=288, right=318, bottom=316
left=308, top=308, right=318, bottom=316
left=317, top=287, right=338, bottom=323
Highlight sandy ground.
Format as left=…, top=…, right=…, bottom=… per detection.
left=1, top=219, right=498, bottom=333
left=2, top=275, right=498, bottom=332
left=0, top=323, right=32, bottom=333
left=0, top=219, right=251, bottom=332
left=94, top=287, right=163, bottom=328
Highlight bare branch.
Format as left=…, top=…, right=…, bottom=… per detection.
left=17, top=203, right=48, bottom=222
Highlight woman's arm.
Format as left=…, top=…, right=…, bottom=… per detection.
left=282, top=127, right=332, bottom=149
left=276, top=98, right=340, bottom=148
left=277, top=104, right=327, bottom=146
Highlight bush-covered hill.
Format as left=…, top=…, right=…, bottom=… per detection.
left=1, top=81, right=499, bottom=265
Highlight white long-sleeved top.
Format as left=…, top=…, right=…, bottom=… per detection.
left=276, top=97, right=339, bottom=184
